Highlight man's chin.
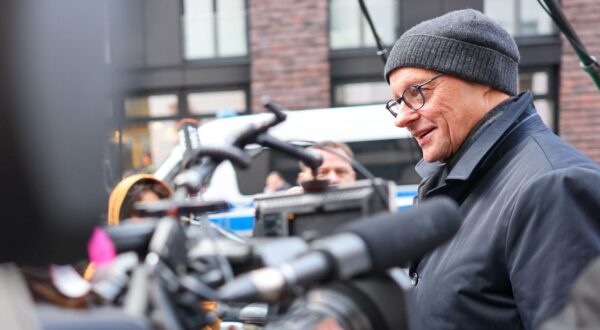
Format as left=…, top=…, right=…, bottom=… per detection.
left=422, top=150, right=442, bottom=163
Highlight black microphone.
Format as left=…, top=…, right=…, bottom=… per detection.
left=104, top=221, right=158, bottom=255
left=255, top=133, right=323, bottom=171
left=178, top=119, right=201, bottom=169
left=232, top=97, right=287, bottom=149
left=174, top=146, right=252, bottom=193
left=218, top=197, right=461, bottom=302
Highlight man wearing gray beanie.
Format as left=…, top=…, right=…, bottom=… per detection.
left=383, top=8, right=600, bottom=330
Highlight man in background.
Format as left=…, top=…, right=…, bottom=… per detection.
left=297, top=141, right=356, bottom=186
left=263, top=171, right=291, bottom=193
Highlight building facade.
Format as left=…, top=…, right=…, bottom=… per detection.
left=108, top=0, right=599, bottom=180
left=560, top=0, right=600, bottom=162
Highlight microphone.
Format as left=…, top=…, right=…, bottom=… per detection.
left=177, top=119, right=201, bottom=168
left=232, top=97, right=287, bottom=149
left=173, top=145, right=252, bottom=193
left=218, top=197, right=461, bottom=302
left=255, top=133, right=323, bottom=171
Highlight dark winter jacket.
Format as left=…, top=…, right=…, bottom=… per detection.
left=411, top=91, right=600, bottom=330
left=540, top=255, right=600, bottom=330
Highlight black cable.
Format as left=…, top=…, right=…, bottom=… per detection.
left=357, top=0, right=388, bottom=64
left=357, top=0, right=422, bottom=167
left=537, top=0, right=600, bottom=90
left=536, top=0, right=584, bottom=55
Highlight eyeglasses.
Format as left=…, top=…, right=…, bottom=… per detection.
left=385, top=73, right=444, bottom=117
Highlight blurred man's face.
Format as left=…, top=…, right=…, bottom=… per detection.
left=298, top=148, right=356, bottom=185
left=139, top=190, right=160, bottom=203
left=265, top=173, right=286, bottom=192
left=388, top=67, right=489, bottom=163
left=129, top=190, right=161, bottom=221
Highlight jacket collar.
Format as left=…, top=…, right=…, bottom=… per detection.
left=415, top=91, right=534, bottom=181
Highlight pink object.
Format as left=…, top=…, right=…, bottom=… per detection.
left=87, top=227, right=116, bottom=266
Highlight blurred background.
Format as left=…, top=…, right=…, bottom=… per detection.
left=106, top=0, right=600, bottom=189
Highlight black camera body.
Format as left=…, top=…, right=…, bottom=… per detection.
left=253, top=178, right=394, bottom=238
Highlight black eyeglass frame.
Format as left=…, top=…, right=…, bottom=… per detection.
left=385, top=73, right=445, bottom=117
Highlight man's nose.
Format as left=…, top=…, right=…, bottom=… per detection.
left=394, top=105, right=420, bottom=128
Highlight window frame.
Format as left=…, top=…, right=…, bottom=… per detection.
left=331, top=78, right=392, bottom=107
left=180, top=0, right=250, bottom=61
left=328, top=0, right=401, bottom=51
left=518, top=66, right=560, bottom=133
left=483, top=0, right=558, bottom=38
left=112, top=85, right=250, bottom=178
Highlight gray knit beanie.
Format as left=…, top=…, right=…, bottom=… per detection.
left=384, top=9, right=520, bottom=96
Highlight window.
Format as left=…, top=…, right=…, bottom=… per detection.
left=120, top=94, right=181, bottom=177
left=125, top=94, right=178, bottom=118
left=114, top=89, right=248, bottom=178
left=119, top=120, right=180, bottom=177
left=187, top=90, right=246, bottom=116
left=519, top=70, right=556, bottom=130
left=329, top=0, right=398, bottom=50
left=333, top=81, right=390, bottom=106
left=484, top=0, right=556, bottom=37
left=182, top=0, right=248, bottom=60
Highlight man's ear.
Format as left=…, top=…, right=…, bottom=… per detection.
left=481, top=83, right=511, bottom=112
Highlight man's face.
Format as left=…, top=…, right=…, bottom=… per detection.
left=265, top=173, right=285, bottom=191
left=298, top=148, right=356, bottom=185
left=388, top=67, right=488, bottom=163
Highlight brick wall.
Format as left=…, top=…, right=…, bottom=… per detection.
left=560, top=0, right=600, bottom=163
left=248, top=0, right=330, bottom=113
